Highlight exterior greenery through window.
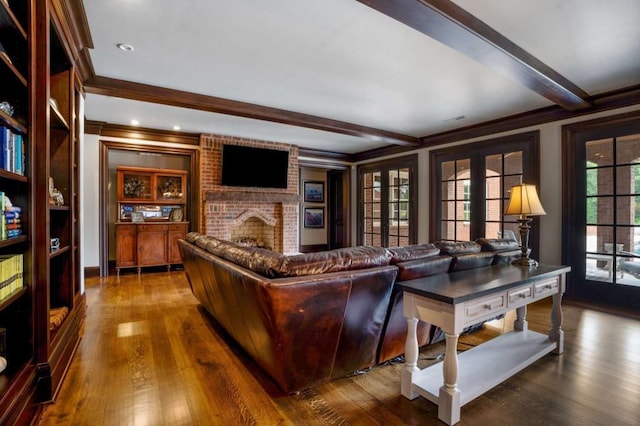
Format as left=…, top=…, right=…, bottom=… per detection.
left=429, top=132, right=540, bottom=245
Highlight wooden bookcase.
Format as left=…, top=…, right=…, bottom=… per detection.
left=0, top=0, right=34, bottom=422
left=115, top=167, right=189, bottom=276
left=0, top=0, right=84, bottom=422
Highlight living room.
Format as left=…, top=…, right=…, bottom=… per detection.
left=1, top=0, right=639, bottom=424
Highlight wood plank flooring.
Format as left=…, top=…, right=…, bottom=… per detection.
left=38, top=270, right=640, bottom=425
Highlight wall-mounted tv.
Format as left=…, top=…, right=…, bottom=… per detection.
left=221, top=144, right=289, bottom=189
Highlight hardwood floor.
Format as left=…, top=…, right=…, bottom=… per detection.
left=39, top=271, right=640, bottom=425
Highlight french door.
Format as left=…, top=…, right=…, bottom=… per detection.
left=430, top=132, right=540, bottom=246
left=358, top=155, right=417, bottom=247
left=563, top=112, right=640, bottom=309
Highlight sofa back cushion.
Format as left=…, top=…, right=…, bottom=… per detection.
left=387, top=244, right=440, bottom=264
left=281, top=246, right=392, bottom=277
left=476, top=238, right=519, bottom=252
left=435, top=241, right=481, bottom=255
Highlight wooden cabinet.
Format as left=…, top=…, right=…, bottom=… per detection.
left=115, top=166, right=189, bottom=276
left=115, top=222, right=188, bottom=276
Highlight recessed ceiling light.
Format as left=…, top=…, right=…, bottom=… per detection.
left=130, top=119, right=139, bottom=126
left=117, top=43, right=134, bottom=52
left=173, top=125, right=181, bottom=131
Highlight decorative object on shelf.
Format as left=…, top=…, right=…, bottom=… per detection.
left=49, top=177, right=64, bottom=206
left=504, top=183, right=546, bottom=267
left=169, top=207, right=184, bottom=222
left=50, top=237, right=60, bottom=251
left=304, top=207, right=324, bottom=228
left=303, top=181, right=324, bottom=203
left=0, top=326, right=5, bottom=373
left=160, top=177, right=183, bottom=199
left=131, top=212, right=144, bottom=223
left=0, top=101, right=14, bottom=116
left=124, top=175, right=146, bottom=198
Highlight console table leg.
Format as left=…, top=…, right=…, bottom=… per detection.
left=514, top=305, right=528, bottom=331
left=549, top=293, right=564, bottom=354
left=439, top=331, right=461, bottom=425
left=402, top=317, right=419, bottom=400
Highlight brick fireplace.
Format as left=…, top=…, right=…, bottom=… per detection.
left=199, top=135, right=300, bottom=253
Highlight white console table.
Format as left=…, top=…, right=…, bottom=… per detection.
left=399, top=264, right=571, bottom=425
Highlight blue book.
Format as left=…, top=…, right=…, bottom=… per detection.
left=0, top=126, right=6, bottom=171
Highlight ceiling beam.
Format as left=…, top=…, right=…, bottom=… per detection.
left=84, top=76, right=421, bottom=147
left=357, top=0, right=592, bottom=111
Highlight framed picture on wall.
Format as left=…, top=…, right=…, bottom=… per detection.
left=304, top=207, right=324, bottom=228
left=303, top=181, right=324, bottom=203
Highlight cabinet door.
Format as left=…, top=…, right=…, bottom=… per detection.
left=168, top=224, right=187, bottom=264
left=156, top=174, right=187, bottom=203
left=116, top=225, right=137, bottom=267
left=137, top=225, right=168, bottom=266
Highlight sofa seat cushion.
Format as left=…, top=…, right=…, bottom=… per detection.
left=387, top=244, right=440, bottom=264
left=281, top=246, right=392, bottom=277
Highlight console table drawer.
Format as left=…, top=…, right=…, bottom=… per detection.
left=533, top=277, right=560, bottom=299
left=465, top=293, right=506, bottom=323
left=508, top=286, right=533, bottom=306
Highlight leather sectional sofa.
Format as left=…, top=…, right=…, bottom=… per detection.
left=178, top=232, right=521, bottom=394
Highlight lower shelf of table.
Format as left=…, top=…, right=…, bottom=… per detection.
left=411, top=330, right=557, bottom=406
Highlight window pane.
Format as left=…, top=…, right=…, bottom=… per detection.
left=486, top=199, right=502, bottom=221
left=456, top=201, right=468, bottom=220
left=616, top=164, right=640, bottom=195
left=456, top=222, right=470, bottom=241
left=442, top=181, right=455, bottom=200
left=615, top=196, right=640, bottom=225
left=442, top=161, right=455, bottom=180
left=504, top=151, right=523, bottom=174
left=593, top=196, right=614, bottom=224
left=586, top=138, right=613, bottom=167
left=485, top=222, right=501, bottom=239
left=456, top=159, right=470, bottom=174
left=441, top=221, right=454, bottom=240
left=504, top=175, right=522, bottom=193
left=586, top=167, right=613, bottom=196
left=616, top=134, right=640, bottom=165
left=486, top=154, right=502, bottom=176
left=442, top=201, right=455, bottom=220
left=486, top=176, right=502, bottom=199
left=587, top=225, right=614, bottom=253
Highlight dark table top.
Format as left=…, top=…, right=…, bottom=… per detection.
left=398, top=263, right=571, bottom=304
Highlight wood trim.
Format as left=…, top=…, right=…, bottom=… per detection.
left=84, top=266, right=100, bottom=278
left=354, top=85, right=640, bottom=162
left=58, top=0, right=94, bottom=81
left=84, top=75, right=420, bottom=147
left=357, top=0, right=590, bottom=110
left=99, top=140, right=200, bottom=276
left=85, top=120, right=200, bottom=145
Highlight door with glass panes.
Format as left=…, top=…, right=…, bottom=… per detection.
left=565, top=116, right=640, bottom=309
left=359, top=156, right=417, bottom=247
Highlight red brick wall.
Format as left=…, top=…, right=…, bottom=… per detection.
left=199, top=135, right=300, bottom=253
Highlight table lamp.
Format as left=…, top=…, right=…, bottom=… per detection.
left=505, top=183, right=546, bottom=266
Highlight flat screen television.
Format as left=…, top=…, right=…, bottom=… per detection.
left=221, top=144, right=289, bottom=189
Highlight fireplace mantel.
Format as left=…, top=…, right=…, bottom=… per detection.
left=205, top=191, right=300, bottom=203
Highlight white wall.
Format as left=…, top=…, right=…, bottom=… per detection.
left=352, top=104, right=640, bottom=265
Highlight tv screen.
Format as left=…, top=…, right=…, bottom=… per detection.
left=221, top=145, right=290, bottom=189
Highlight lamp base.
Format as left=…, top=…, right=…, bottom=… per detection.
left=512, top=256, right=538, bottom=267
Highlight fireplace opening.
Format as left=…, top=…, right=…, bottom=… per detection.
left=231, top=216, right=276, bottom=251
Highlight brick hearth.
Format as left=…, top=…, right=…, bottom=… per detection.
left=199, top=135, right=300, bottom=253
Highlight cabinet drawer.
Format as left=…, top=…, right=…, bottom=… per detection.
left=533, top=278, right=560, bottom=299
left=168, top=224, right=186, bottom=232
left=117, top=224, right=137, bottom=232
left=508, top=285, right=533, bottom=306
left=465, top=293, right=506, bottom=323
left=138, top=224, right=168, bottom=232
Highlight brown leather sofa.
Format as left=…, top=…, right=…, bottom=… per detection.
left=178, top=233, right=521, bottom=393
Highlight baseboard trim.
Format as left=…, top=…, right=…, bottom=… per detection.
left=84, top=266, right=100, bottom=278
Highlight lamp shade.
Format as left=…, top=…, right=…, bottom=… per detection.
left=505, top=184, right=546, bottom=216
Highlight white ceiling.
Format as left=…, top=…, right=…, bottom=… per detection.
left=82, top=0, right=640, bottom=155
